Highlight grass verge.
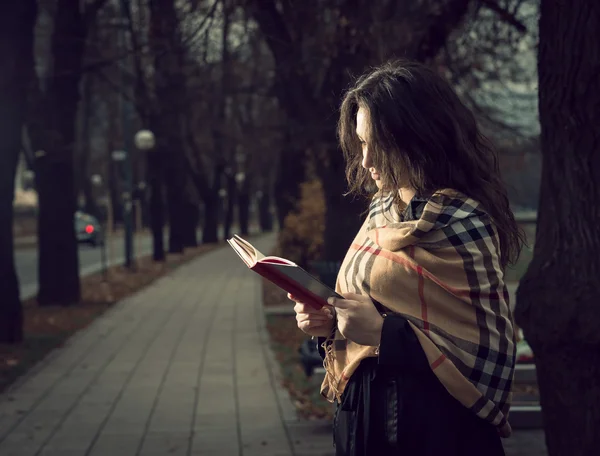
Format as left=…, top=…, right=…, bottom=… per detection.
left=262, top=279, right=334, bottom=420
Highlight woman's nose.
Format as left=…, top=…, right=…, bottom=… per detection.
left=362, top=150, right=372, bottom=169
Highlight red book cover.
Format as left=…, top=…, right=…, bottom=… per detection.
left=227, top=235, right=341, bottom=309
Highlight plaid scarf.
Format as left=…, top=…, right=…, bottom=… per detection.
left=321, top=189, right=516, bottom=437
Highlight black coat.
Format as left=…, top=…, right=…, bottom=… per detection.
left=320, top=315, right=506, bottom=456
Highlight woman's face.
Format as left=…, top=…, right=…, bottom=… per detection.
left=356, top=107, right=382, bottom=189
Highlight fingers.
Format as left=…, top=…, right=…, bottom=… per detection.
left=327, top=296, right=351, bottom=309
left=341, top=292, right=363, bottom=301
left=297, top=319, right=331, bottom=334
left=290, top=294, right=332, bottom=314
left=296, top=308, right=332, bottom=322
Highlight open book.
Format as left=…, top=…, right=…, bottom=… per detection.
left=227, top=235, right=342, bottom=309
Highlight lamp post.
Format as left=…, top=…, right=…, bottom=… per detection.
left=111, top=149, right=134, bottom=269
left=135, top=129, right=164, bottom=261
left=114, top=0, right=135, bottom=270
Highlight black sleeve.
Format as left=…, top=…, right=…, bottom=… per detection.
left=377, top=315, right=430, bottom=374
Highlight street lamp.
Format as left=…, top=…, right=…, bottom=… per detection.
left=90, top=174, right=102, bottom=187
left=235, top=172, right=246, bottom=185
left=134, top=129, right=155, bottom=151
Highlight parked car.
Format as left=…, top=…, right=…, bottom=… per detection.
left=75, top=211, right=103, bottom=247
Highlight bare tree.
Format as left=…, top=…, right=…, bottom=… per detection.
left=26, top=0, right=108, bottom=306
left=515, top=0, right=600, bottom=454
left=0, top=0, right=37, bottom=342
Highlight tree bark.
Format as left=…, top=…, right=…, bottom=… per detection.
left=147, top=148, right=165, bottom=261
left=258, top=191, right=273, bottom=232
left=238, top=183, right=250, bottom=236
left=274, top=141, right=305, bottom=229
left=149, top=0, right=188, bottom=254
left=181, top=199, right=198, bottom=247
left=165, top=171, right=185, bottom=253
left=32, top=0, right=91, bottom=306
left=514, top=1, right=600, bottom=454
left=320, top=154, right=365, bottom=260
left=0, top=0, right=37, bottom=343
left=223, top=174, right=236, bottom=240
left=202, top=194, right=220, bottom=243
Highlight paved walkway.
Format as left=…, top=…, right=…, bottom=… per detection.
left=0, top=234, right=547, bottom=455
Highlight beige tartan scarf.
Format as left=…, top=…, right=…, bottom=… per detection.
left=321, top=189, right=516, bottom=437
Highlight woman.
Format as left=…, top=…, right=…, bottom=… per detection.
left=289, top=60, right=523, bottom=455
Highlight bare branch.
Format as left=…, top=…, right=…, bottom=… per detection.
left=481, top=0, right=528, bottom=33
left=416, top=0, right=471, bottom=61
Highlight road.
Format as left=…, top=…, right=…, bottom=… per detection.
left=14, top=226, right=243, bottom=301
left=15, top=233, right=155, bottom=300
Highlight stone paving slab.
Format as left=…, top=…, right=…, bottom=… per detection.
left=0, top=233, right=548, bottom=455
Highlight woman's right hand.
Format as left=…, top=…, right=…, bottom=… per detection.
left=288, top=293, right=336, bottom=338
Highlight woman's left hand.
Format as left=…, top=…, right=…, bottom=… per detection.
left=328, top=293, right=384, bottom=346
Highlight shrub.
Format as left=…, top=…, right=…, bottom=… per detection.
left=276, top=179, right=325, bottom=268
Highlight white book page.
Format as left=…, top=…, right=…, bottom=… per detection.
left=227, top=239, right=255, bottom=267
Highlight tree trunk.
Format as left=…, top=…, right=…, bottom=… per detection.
left=0, top=0, right=37, bottom=342
left=274, top=142, right=305, bottom=229
left=258, top=192, right=273, bottom=232
left=77, top=73, right=94, bottom=215
left=36, top=157, right=81, bottom=306
left=238, top=186, right=250, bottom=236
left=165, top=177, right=184, bottom=253
left=181, top=199, right=198, bottom=247
left=514, top=1, right=600, bottom=454
left=223, top=174, right=236, bottom=240
left=202, top=194, right=219, bottom=243
left=34, top=0, right=89, bottom=306
left=108, top=158, right=122, bottom=227
left=149, top=0, right=188, bottom=254
left=147, top=149, right=165, bottom=261
left=320, top=164, right=365, bottom=261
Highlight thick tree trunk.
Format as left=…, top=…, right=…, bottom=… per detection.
left=77, top=73, right=94, bottom=215
left=223, top=174, right=236, bottom=240
left=165, top=177, right=184, bottom=253
left=258, top=192, right=273, bottom=232
left=34, top=0, right=87, bottom=306
left=181, top=199, right=198, bottom=248
left=274, top=143, right=305, bottom=229
left=36, top=157, right=80, bottom=305
left=202, top=194, right=219, bottom=243
left=0, top=0, right=36, bottom=342
left=147, top=150, right=165, bottom=261
left=514, top=1, right=600, bottom=455
left=238, top=187, right=250, bottom=236
left=319, top=145, right=365, bottom=261
left=149, top=0, right=188, bottom=254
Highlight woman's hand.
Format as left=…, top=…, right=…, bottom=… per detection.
left=288, top=293, right=336, bottom=338
left=328, top=293, right=384, bottom=346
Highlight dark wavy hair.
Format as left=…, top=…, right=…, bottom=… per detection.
left=338, top=60, right=523, bottom=267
